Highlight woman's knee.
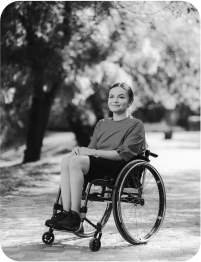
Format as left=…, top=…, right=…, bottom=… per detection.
left=69, top=155, right=89, bottom=174
left=69, top=156, right=81, bottom=170
left=61, top=155, right=71, bottom=170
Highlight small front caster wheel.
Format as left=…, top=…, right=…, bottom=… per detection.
left=42, top=231, right=54, bottom=244
left=89, top=238, right=101, bottom=251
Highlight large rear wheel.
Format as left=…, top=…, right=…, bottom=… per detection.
left=113, top=161, right=166, bottom=244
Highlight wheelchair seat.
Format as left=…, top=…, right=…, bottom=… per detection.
left=85, top=150, right=150, bottom=188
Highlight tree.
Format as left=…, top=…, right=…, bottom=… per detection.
left=1, top=63, right=32, bottom=148
left=1, top=1, right=114, bottom=162
left=48, top=1, right=199, bottom=146
left=67, top=1, right=199, bottom=129
left=120, top=3, right=199, bottom=100
left=1, top=1, right=72, bottom=162
left=1, top=1, right=199, bottom=161
left=120, top=1, right=200, bottom=128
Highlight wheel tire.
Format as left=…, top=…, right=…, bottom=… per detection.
left=113, top=160, right=166, bottom=245
left=89, top=238, right=101, bottom=251
left=42, top=231, right=55, bottom=244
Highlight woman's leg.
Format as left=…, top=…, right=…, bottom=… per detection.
left=60, top=155, right=71, bottom=212
left=69, top=155, right=90, bottom=214
left=45, top=155, right=72, bottom=227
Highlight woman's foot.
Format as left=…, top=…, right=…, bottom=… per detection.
left=56, top=210, right=81, bottom=231
left=45, top=210, right=68, bottom=227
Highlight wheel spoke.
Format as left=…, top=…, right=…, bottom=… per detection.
left=113, top=162, right=166, bottom=244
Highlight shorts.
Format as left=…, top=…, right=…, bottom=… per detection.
left=85, top=156, right=124, bottom=182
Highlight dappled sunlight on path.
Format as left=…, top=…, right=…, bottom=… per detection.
left=0, top=132, right=76, bottom=167
left=0, top=131, right=200, bottom=261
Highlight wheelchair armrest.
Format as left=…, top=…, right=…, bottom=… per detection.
left=145, top=149, right=158, bottom=158
left=130, top=155, right=149, bottom=162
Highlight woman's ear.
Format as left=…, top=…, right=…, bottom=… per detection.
left=128, top=99, right=134, bottom=107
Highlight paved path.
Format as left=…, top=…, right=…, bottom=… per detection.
left=0, top=132, right=200, bottom=261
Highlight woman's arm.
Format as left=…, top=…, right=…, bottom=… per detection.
left=73, top=147, right=122, bottom=161
left=95, top=149, right=122, bottom=161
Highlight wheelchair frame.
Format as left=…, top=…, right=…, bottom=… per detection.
left=42, top=150, right=166, bottom=251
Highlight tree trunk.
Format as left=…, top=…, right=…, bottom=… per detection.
left=164, top=109, right=177, bottom=140
left=22, top=1, right=72, bottom=163
left=23, top=82, right=58, bottom=163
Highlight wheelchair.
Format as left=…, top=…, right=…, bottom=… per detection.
left=42, top=150, right=166, bottom=251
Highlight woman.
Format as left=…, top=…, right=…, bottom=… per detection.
left=45, top=83, right=148, bottom=231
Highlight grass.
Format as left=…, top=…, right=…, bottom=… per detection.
left=0, top=162, right=60, bottom=196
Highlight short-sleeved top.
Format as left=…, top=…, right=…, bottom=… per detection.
left=88, top=116, right=148, bottom=162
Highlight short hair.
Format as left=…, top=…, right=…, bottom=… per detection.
left=110, top=83, right=134, bottom=104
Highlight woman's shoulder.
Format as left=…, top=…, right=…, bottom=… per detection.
left=126, top=116, right=145, bottom=131
left=129, top=115, right=143, bottom=124
left=98, top=116, right=143, bottom=124
left=95, top=118, right=112, bottom=128
left=96, top=118, right=115, bottom=129
left=97, top=116, right=144, bottom=126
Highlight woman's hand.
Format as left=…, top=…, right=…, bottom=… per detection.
left=70, top=147, right=80, bottom=156
left=79, top=147, right=95, bottom=156
left=70, top=147, right=95, bottom=156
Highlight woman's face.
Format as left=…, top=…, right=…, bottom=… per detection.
left=108, top=87, right=130, bottom=114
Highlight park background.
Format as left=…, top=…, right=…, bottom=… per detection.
left=1, top=1, right=200, bottom=164
left=0, top=1, right=200, bottom=261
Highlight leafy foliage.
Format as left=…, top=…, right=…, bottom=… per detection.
left=1, top=1, right=115, bottom=150
left=63, top=1, right=199, bottom=130
left=1, top=1, right=200, bottom=156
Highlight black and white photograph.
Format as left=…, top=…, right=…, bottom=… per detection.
left=0, top=1, right=200, bottom=261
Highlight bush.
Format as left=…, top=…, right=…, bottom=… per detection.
left=187, top=116, right=200, bottom=131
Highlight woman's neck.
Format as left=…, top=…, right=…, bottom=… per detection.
left=113, top=112, right=129, bottom=121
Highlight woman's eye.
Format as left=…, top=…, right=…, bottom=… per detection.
left=109, top=96, right=124, bottom=99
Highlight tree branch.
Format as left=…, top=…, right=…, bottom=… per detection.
left=116, top=2, right=173, bottom=16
